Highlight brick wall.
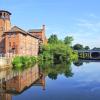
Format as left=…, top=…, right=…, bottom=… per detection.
left=4, top=32, right=39, bottom=57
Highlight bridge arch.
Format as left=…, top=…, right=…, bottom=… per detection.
left=91, top=52, right=100, bottom=59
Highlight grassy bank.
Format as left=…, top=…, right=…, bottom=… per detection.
left=12, top=56, right=37, bottom=69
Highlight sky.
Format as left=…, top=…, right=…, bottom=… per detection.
left=0, top=0, right=100, bottom=48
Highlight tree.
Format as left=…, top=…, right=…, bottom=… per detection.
left=92, top=47, right=100, bottom=50
left=73, top=44, right=84, bottom=50
left=84, top=46, right=90, bottom=50
left=40, top=34, right=78, bottom=62
left=64, top=36, right=73, bottom=45
left=48, top=34, right=58, bottom=44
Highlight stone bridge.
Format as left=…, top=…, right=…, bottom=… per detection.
left=78, top=50, right=100, bottom=60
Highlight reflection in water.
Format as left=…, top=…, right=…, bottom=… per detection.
left=0, top=64, right=45, bottom=100
left=73, top=60, right=83, bottom=67
left=73, top=59, right=100, bottom=67
left=39, top=61, right=73, bottom=79
left=1, top=60, right=100, bottom=100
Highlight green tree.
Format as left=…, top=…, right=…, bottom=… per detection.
left=84, top=46, right=90, bottom=50
left=48, top=34, right=58, bottom=44
left=73, top=44, right=84, bottom=50
left=40, top=35, right=78, bottom=62
left=64, top=36, right=73, bottom=45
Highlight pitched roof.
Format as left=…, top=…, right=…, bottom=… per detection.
left=5, top=26, right=27, bottom=35
left=28, top=29, right=43, bottom=33
left=27, top=33, right=40, bottom=39
left=5, top=26, right=40, bottom=39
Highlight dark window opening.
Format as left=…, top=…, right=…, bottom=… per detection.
left=4, top=13, right=6, bottom=17
left=0, top=13, right=2, bottom=18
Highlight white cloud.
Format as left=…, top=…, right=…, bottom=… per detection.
left=69, top=14, right=100, bottom=48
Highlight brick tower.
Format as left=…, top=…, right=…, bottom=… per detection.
left=0, top=10, right=11, bottom=54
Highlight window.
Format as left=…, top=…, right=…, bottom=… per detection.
left=9, top=42, right=11, bottom=47
left=0, top=13, right=2, bottom=18
left=4, top=13, right=6, bottom=17
left=8, top=33, right=12, bottom=38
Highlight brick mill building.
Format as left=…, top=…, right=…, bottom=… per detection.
left=0, top=10, right=47, bottom=57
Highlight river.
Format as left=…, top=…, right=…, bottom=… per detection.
left=0, top=60, right=100, bottom=100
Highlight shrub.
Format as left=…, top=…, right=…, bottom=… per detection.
left=12, top=56, right=22, bottom=68
left=12, top=56, right=37, bottom=69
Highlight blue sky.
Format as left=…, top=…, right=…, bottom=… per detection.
left=0, top=0, right=100, bottom=48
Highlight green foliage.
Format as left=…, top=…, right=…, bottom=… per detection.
left=30, top=56, right=37, bottom=64
left=48, top=34, right=58, bottom=44
left=39, top=61, right=73, bottom=79
left=12, top=56, right=37, bottom=69
left=73, top=44, right=84, bottom=50
left=73, top=44, right=90, bottom=50
left=12, top=56, right=22, bottom=68
left=40, top=34, right=78, bottom=62
left=64, top=36, right=73, bottom=45
left=84, top=46, right=90, bottom=50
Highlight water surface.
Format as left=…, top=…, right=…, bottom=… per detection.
left=0, top=60, right=100, bottom=100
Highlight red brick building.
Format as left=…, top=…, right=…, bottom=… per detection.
left=4, top=26, right=39, bottom=57
left=0, top=10, right=47, bottom=57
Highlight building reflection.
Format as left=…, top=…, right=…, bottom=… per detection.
left=0, top=64, right=45, bottom=100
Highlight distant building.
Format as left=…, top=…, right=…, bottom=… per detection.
left=0, top=10, right=47, bottom=57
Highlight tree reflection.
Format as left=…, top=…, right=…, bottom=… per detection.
left=39, top=61, right=74, bottom=79
left=64, top=68, right=73, bottom=78
left=48, top=72, right=58, bottom=80
left=73, top=60, right=83, bottom=67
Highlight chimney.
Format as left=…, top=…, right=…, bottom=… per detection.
left=42, top=25, right=45, bottom=30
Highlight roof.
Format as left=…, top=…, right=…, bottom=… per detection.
left=27, top=32, right=40, bottom=39
left=0, top=10, right=11, bottom=15
left=28, top=29, right=43, bottom=33
left=5, top=26, right=27, bottom=35
left=5, top=26, right=39, bottom=39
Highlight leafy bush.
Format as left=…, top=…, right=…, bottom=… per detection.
left=12, top=56, right=37, bottom=69
left=12, top=56, right=22, bottom=68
